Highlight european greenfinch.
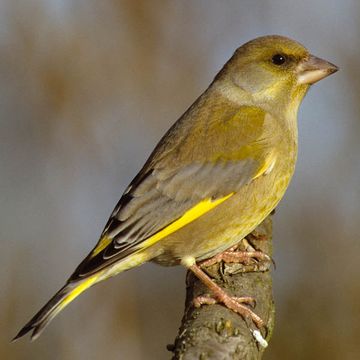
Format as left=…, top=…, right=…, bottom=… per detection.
left=14, top=35, right=338, bottom=341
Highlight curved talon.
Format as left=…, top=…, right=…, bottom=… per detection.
left=222, top=295, right=264, bottom=329
left=233, top=296, right=256, bottom=308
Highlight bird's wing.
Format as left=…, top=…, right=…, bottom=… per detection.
left=70, top=154, right=272, bottom=279
left=14, top=146, right=275, bottom=342
left=70, top=105, right=277, bottom=280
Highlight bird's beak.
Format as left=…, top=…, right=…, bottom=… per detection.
left=297, top=54, right=338, bottom=85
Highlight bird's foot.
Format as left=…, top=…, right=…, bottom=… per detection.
left=199, top=247, right=270, bottom=267
left=192, top=286, right=263, bottom=330
left=199, top=239, right=272, bottom=274
left=189, top=264, right=267, bottom=346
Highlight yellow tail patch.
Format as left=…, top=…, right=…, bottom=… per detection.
left=58, top=275, right=99, bottom=312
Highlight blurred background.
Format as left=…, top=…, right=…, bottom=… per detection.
left=1, top=1, right=359, bottom=359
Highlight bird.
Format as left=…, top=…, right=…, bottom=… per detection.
left=14, top=35, right=338, bottom=341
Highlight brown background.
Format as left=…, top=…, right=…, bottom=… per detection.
left=1, top=1, right=359, bottom=359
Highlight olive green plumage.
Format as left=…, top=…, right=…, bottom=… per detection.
left=14, top=35, right=338, bottom=341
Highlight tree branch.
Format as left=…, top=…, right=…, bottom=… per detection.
left=169, top=216, right=275, bottom=360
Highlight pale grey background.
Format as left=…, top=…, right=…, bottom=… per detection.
left=1, top=1, right=359, bottom=359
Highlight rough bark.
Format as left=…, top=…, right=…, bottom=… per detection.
left=169, top=216, right=275, bottom=360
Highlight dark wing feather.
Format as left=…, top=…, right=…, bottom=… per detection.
left=69, top=104, right=272, bottom=280
left=70, top=158, right=259, bottom=279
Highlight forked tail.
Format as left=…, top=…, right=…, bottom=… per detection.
left=13, top=275, right=98, bottom=341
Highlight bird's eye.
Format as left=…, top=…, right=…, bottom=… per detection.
left=272, top=54, right=287, bottom=65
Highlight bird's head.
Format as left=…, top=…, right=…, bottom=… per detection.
left=216, top=35, right=338, bottom=116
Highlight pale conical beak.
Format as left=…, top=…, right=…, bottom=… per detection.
left=297, top=54, right=338, bottom=85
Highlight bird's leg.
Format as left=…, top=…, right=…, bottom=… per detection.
left=188, top=264, right=265, bottom=330
left=184, top=232, right=272, bottom=345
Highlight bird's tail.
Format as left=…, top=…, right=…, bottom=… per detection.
left=13, top=275, right=99, bottom=341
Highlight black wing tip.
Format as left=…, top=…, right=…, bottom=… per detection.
left=12, top=324, right=35, bottom=342
left=12, top=319, right=45, bottom=342
left=12, top=283, right=73, bottom=343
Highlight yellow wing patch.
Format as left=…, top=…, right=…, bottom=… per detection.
left=91, top=235, right=112, bottom=257
left=92, top=150, right=272, bottom=260
left=138, top=193, right=234, bottom=249
left=91, top=193, right=234, bottom=259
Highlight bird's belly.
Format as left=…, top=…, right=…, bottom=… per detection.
left=151, top=165, right=294, bottom=266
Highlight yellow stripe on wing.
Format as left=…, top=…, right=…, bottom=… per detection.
left=91, top=192, right=234, bottom=260
left=91, top=235, right=112, bottom=257
left=138, top=192, right=234, bottom=249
